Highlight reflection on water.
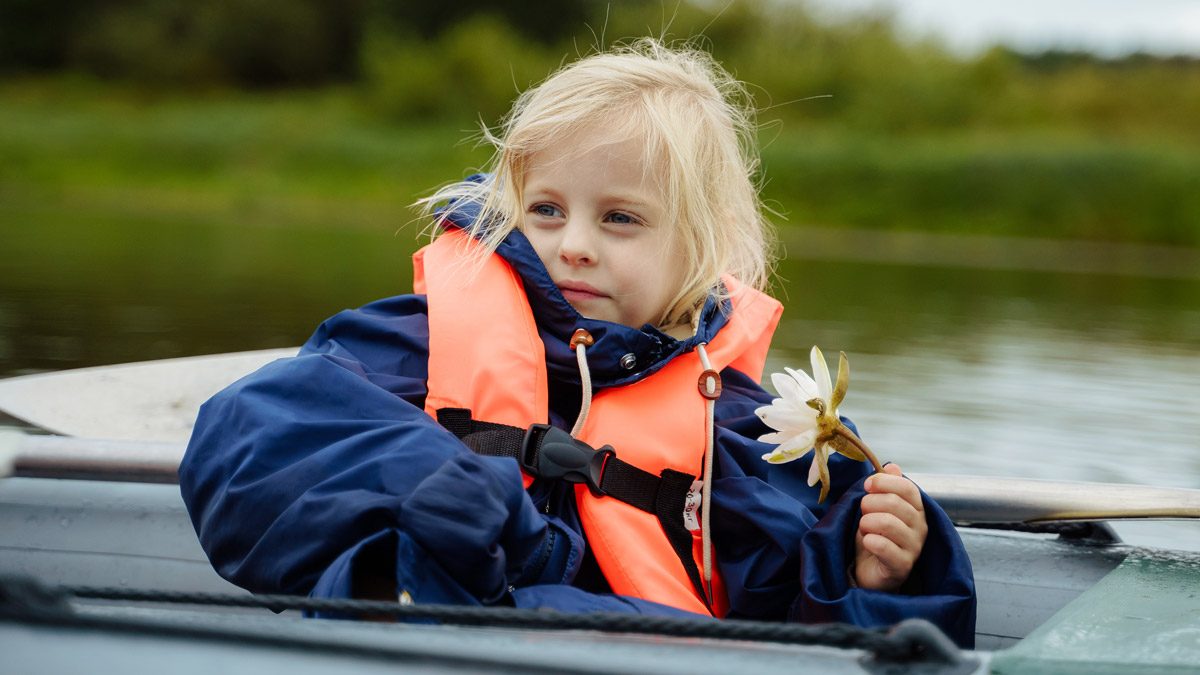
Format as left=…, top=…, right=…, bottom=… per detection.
left=0, top=214, right=415, bottom=374
left=772, top=325, right=1200, bottom=489
left=765, top=255, right=1200, bottom=549
left=2, top=219, right=1199, bottom=545
left=766, top=256, right=1200, bottom=492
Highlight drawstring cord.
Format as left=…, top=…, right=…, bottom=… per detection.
left=695, top=343, right=721, bottom=609
left=570, top=328, right=720, bottom=614
left=569, top=330, right=594, bottom=438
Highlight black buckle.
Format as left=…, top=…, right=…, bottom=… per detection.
left=519, top=424, right=613, bottom=496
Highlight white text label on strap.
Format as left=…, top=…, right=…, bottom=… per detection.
left=683, top=479, right=704, bottom=531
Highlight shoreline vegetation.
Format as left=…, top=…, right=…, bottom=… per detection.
left=779, top=226, right=1200, bottom=280
left=3, top=80, right=1197, bottom=270
left=2, top=1, right=1199, bottom=261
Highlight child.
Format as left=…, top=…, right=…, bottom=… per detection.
left=180, top=39, right=976, bottom=645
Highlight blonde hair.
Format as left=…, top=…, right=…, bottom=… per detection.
left=418, top=38, right=775, bottom=329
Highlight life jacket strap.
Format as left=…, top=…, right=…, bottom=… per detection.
left=435, top=407, right=710, bottom=608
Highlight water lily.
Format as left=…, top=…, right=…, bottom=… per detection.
left=756, top=346, right=883, bottom=503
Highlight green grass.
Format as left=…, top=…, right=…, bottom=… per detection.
left=2, top=79, right=1198, bottom=247
left=760, top=128, right=1200, bottom=246
left=0, top=81, right=491, bottom=233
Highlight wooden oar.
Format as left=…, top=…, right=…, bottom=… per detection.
left=0, top=432, right=184, bottom=483
left=908, top=473, right=1200, bottom=523
left=0, top=348, right=297, bottom=442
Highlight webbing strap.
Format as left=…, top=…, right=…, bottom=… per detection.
left=596, top=459, right=660, bottom=513
left=437, top=408, right=527, bottom=459
left=435, top=407, right=710, bottom=608
left=656, top=468, right=708, bottom=607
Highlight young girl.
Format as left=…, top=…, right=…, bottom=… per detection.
left=180, top=40, right=976, bottom=645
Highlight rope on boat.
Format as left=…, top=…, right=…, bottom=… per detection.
left=0, top=574, right=972, bottom=668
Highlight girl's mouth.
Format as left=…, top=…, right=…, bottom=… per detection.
left=557, top=281, right=607, bottom=302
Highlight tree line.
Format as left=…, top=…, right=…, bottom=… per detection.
left=2, top=0, right=1197, bottom=139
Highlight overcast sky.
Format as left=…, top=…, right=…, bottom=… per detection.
left=804, top=0, right=1200, bottom=56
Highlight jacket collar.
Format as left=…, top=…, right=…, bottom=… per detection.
left=438, top=181, right=728, bottom=389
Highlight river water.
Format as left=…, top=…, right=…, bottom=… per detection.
left=769, top=233, right=1200, bottom=491
left=2, top=219, right=1198, bottom=543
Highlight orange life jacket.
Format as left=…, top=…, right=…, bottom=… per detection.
left=413, top=230, right=782, bottom=616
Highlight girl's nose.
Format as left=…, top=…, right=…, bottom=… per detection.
left=558, top=218, right=596, bottom=266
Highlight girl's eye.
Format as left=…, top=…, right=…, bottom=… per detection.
left=606, top=212, right=639, bottom=225
left=532, top=204, right=563, bottom=218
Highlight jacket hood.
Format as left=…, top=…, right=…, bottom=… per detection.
left=437, top=175, right=730, bottom=389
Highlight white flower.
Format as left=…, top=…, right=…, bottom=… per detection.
left=756, top=346, right=866, bottom=503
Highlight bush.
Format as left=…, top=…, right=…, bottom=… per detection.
left=12, top=0, right=362, bottom=87
left=361, top=15, right=551, bottom=124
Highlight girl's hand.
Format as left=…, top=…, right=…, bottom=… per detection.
left=853, top=463, right=928, bottom=592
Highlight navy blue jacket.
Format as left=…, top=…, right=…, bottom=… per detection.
left=180, top=219, right=977, bottom=646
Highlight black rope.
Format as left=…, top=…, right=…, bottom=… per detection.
left=60, top=584, right=893, bottom=649
left=1, top=575, right=967, bottom=665
left=1, top=578, right=579, bottom=675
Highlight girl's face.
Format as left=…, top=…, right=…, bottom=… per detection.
left=521, top=129, right=689, bottom=336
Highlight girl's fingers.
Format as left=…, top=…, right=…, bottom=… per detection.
left=854, top=462, right=931, bottom=591
left=860, top=532, right=911, bottom=575
left=859, top=511, right=923, bottom=554
left=860, top=492, right=924, bottom=530
left=864, top=467, right=924, bottom=513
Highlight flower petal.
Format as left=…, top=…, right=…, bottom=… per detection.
left=830, top=351, right=850, bottom=413
left=758, top=428, right=803, bottom=445
left=770, top=372, right=804, bottom=406
left=761, top=431, right=817, bottom=464
left=816, top=444, right=833, bottom=503
left=757, top=430, right=789, bottom=444
left=762, top=445, right=804, bottom=464
left=783, top=367, right=820, bottom=400
left=810, top=346, right=832, bottom=404
left=781, top=428, right=817, bottom=451
left=763, top=450, right=799, bottom=464
left=755, top=401, right=817, bottom=434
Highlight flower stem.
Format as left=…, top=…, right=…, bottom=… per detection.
left=836, top=426, right=885, bottom=473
